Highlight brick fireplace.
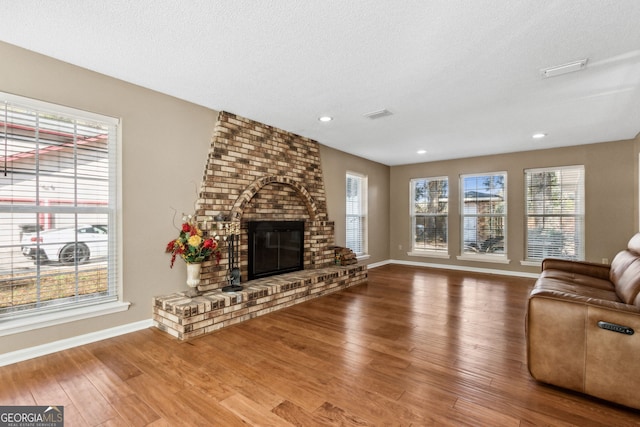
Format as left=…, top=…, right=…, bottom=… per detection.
left=196, top=111, right=337, bottom=290
left=153, top=112, right=367, bottom=339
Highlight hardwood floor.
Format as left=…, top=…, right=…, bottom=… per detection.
left=2, top=264, right=640, bottom=426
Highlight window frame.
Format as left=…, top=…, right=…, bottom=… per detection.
left=458, top=171, right=509, bottom=264
left=523, top=165, right=585, bottom=264
left=345, top=171, right=368, bottom=257
left=0, top=92, right=126, bottom=336
left=409, top=176, right=449, bottom=258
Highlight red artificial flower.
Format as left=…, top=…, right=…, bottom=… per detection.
left=165, top=240, right=176, bottom=252
left=181, top=223, right=191, bottom=233
left=203, top=239, right=214, bottom=249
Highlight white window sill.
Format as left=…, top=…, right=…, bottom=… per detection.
left=356, top=254, right=371, bottom=261
left=0, top=301, right=131, bottom=337
left=408, top=251, right=451, bottom=259
left=456, top=255, right=511, bottom=264
left=520, top=260, right=542, bottom=267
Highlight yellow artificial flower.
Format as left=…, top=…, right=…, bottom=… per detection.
left=188, top=234, right=202, bottom=248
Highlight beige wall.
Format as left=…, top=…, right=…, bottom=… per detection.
left=1, top=41, right=218, bottom=353
left=390, top=139, right=640, bottom=275
left=319, top=145, right=390, bottom=265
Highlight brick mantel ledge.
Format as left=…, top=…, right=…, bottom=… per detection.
left=153, top=264, right=367, bottom=340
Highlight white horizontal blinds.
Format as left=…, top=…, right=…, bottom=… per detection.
left=461, top=173, right=506, bottom=255
left=0, top=94, right=117, bottom=318
left=411, top=177, right=448, bottom=253
left=346, top=173, right=366, bottom=255
left=525, top=166, right=584, bottom=261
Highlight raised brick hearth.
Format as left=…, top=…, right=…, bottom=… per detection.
left=154, top=264, right=367, bottom=340
left=153, top=112, right=368, bottom=339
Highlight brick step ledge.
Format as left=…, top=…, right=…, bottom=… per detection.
left=153, top=264, right=367, bottom=340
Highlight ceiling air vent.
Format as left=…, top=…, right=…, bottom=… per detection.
left=364, top=109, right=393, bottom=119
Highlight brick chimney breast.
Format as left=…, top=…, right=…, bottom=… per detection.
left=195, top=112, right=335, bottom=291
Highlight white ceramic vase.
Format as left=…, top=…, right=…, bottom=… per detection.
left=185, top=262, right=202, bottom=297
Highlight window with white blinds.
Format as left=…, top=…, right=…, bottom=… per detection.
left=0, top=92, right=119, bottom=320
left=525, top=165, right=584, bottom=261
left=410, top=177, right=448, bottom=254
left=346, top=172, right=367, bottom=256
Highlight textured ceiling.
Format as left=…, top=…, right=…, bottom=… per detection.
left=1, top=1, right=639, bottom=165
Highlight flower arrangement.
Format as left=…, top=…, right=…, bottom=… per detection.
left=166, top=216, right=222, bottom=268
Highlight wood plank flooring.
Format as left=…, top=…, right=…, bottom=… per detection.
left=2, top=264, right=640, bottom=426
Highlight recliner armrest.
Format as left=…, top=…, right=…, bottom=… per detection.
left=542, top=258, right=610, bottom=281
left=530, top=287, right=640, bottom=313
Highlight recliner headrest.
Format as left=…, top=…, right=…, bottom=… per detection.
left=628, top=233, right=640, bottom=254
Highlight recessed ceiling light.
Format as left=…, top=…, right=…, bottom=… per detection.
left=417, top=149, right=427, bottom=154
left=532, top=133, right=547, bottom=139
left=318, top=116, right=333, bottom=122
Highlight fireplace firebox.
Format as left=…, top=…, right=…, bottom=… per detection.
left=248, top=221, right=304, bottom=280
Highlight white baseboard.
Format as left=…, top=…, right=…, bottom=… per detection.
left=366, top=259, right=392, bottom=269
left=0, top=319, right=153, bottom=367
left=369, top=258, right=539, bottom=279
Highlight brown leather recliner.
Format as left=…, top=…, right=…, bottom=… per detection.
left=526, top=233, right=640, bottom=410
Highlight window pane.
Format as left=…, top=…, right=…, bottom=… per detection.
left=411, top=177, right=448, bottom=253
left=346, top=215, right=364, bottom=254
left=461, top=173, right=506, bottom=255
left=463, top=216, right=505, bottom=254
left=346, top=173, right=367, bottom=255
left=525, top=166, right=584, bottom=261
left=0, top=95, right=117, bottom=318
left=413, top=215, right=448, bottom=251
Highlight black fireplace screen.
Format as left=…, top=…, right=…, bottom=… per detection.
left=248, top=221, right=304, bottom=280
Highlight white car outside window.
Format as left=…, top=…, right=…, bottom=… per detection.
left=21, top=225, right=108, bottom=264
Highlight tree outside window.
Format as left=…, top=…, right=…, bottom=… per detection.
left=461, top=173, right=507, bottom=257
left=411, top=177, right=448, bottom=254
